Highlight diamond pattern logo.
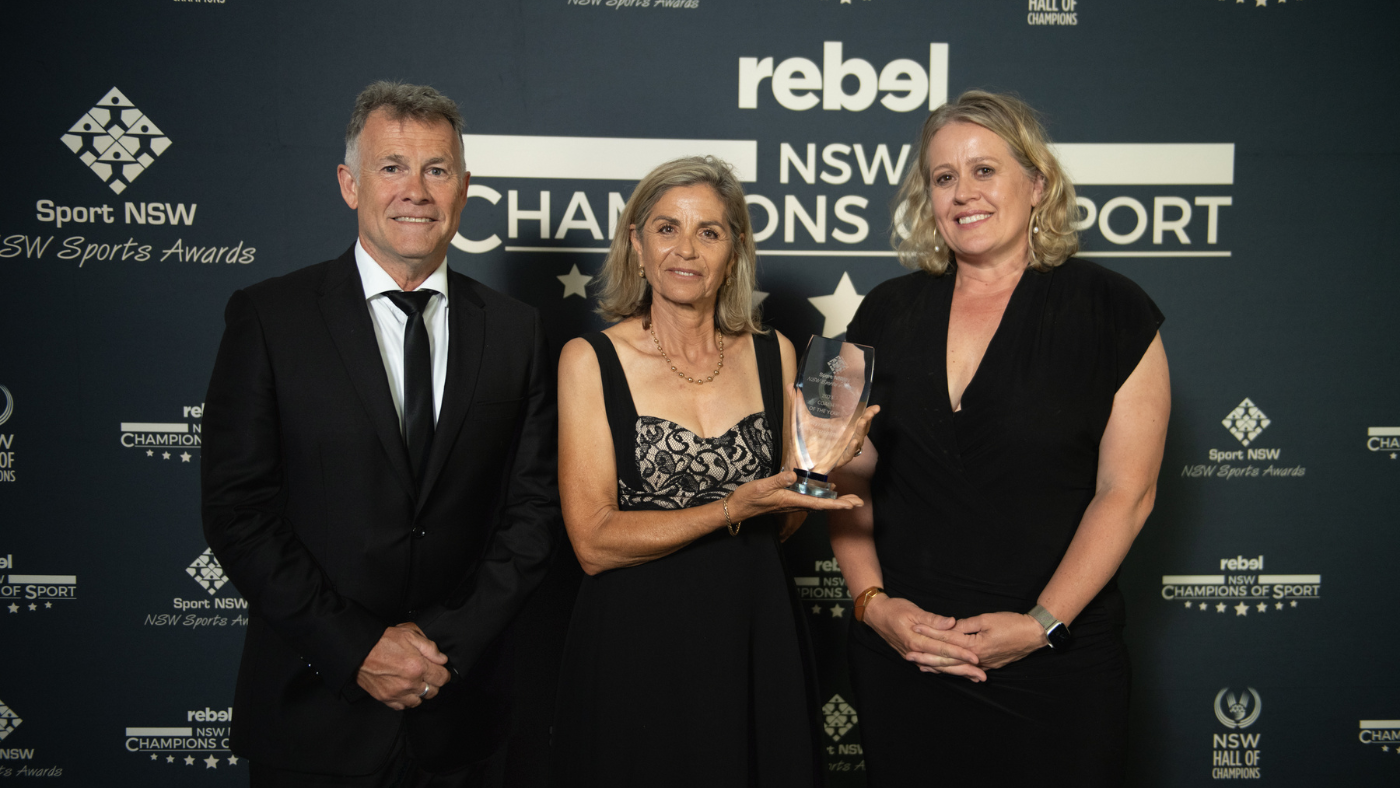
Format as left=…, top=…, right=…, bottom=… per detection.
left=1222, top=398, right=1271, bottom=446
left=59, top=87, right=172, bottom=194
left=186, top=548, right=228, bottom=596
left=0, top=700, right=22, bottom=741
left=821, top=694, right=857, bottom=741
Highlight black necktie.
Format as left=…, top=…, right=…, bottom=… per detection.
left=384, top=290, right=437, bottom=484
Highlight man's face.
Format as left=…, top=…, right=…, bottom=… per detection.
left=337, top=109, right=469, bottom=273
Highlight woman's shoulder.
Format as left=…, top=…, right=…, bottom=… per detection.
left=862, top=269, right=943, bottom=307
left=846, top=269, right=944, bottom=342
left=1050, top=257, right=1153, bottom=300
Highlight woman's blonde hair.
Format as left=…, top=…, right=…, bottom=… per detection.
left=594, top=155, right=763, bottom=335
left=891, top=90, right=1079, bottom=275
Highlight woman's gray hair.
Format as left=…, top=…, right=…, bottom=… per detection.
left=344, top=81, right=466, bottom=175
left=594, top=156, right=764, bottom=336
left=891, top=90, right=1079, bottom=275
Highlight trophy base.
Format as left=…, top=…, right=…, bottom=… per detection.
left=789, top=470, right=837, bottom=499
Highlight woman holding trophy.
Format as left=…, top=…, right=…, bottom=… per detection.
left=828, top=91, right=1171, bottom=785
left=551, top=155, right=875, bottom=787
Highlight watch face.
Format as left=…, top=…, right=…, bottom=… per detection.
left=1047, top=623, right=1071, bottom=649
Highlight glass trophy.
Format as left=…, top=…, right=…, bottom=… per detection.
left=788, top=336, right=875, bottom=498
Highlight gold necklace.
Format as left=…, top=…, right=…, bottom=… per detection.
left=650, top=325, right=724, bottom=385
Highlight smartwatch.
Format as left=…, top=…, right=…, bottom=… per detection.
left=1027, top=604, right=1071, bottom=649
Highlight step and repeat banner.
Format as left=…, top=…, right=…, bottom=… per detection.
left=2, top=1, right=1397, bottom=785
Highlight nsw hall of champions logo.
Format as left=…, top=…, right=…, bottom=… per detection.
left=145, top=548, right=246, bottom=631
left=0, top=385, right=14, bottom=484
left=1358, top=720, right=1400, bottom=759
left=1182, top=397, right=1306, bottom=480
left=125, top=706, right=239, bottom=770
left=121, top=402, right=201, bottom=463
left=1212, top=687, right=1263, bottom=779
left=793, top=557, right=849, bottom=619
left=1161, top=553, right=1320, bottom=617
left=2, top=554, right=78, bottom=615
left=60, top=88, right=171, bottom=194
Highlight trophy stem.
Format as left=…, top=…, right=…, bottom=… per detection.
left=788, top=468, right=838, bottom=499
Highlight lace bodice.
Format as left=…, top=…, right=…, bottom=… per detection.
left=618, top=412, right=772, bottom=510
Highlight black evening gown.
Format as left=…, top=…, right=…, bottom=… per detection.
left=843, top=259, right=1164, bottom=787
left=551, top=330, right=822, bottom=788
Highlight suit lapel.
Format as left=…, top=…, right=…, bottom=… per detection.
left=415, top=270, right=484, bottom=511
left=318, top=248, right=417, bottom=500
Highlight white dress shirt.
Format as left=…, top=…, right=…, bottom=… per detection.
left=355, top=240, right=450, bottom=431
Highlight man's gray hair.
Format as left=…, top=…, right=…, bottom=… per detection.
left=344, top=81, right=466, bottom=175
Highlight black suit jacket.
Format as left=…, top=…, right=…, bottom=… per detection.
left=201, top=247, right=559, bottom=775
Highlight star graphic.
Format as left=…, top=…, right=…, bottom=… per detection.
left=1255, top=0, right=1266, bottom=5
left=1199, top=602, right=1208, bottom=610
left=1256, top=602, right=1267, bottom=612
left=150, top=754, right=158, bottom=760
left=830, top=604, right=846, bottom=618
left=811, top=604, right=822, bottom=615
left=162, top=451, right=171, bottom=460
left=1275, top=602, right=1283, bottom=610
left=184, top=756, right=195, bottom=766
left=1235, top=602, right=1249, bottom=616
left=1290, top=600, right=1298, bottom=607
left=841, top=0, right=851, bottom=4
left=1216, top=602, right=1226, bottom=613
left=557, top=264, right=592, bottom=299
left=1183, top=601, right=1192, bottom=609
left=808, top=272, right=865, bottom=338
left=146, top=449, right=154, bottom=457
left=27, top=603, right=36, bottom=611
left=204, top=754, right=220, bottom=769
left=753, top=290, right=769, bottom=307
left=228, top=755, right=239, bottom=765
left=1391, top=453, right=1397, bottom=459
left=1384, top=745, right=1391, bottom=752
left=44, top=602, right=51, bottom=608
left=6, top=603, right=16, bottom=613
left=166, top=755, right=175, bottom=763
left=180, top=452, right=193, bottom=462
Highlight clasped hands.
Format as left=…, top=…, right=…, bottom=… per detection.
left=356, top=622, right=451, bottom=710
left=863, top=596, right=1050, bottom=682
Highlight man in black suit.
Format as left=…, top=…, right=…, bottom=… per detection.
left=201, top=82, right=559, bottom=786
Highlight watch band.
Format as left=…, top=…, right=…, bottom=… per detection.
left=1027, top=604, right=1070, bottom=648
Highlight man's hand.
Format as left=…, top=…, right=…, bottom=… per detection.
left=355, top=623, right=451, bottom=710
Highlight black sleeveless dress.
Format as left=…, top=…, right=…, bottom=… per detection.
left=551, top=330, right=822, bottom=788
left=843, top=259, right=1164, bottom=787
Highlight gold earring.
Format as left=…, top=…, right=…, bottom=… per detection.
left=638, top=266, right=645, bottom=278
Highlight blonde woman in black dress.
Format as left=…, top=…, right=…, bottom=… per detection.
left=551, top=156, right=876, bottom=787
left=829, top=92, right=1170, bottom=786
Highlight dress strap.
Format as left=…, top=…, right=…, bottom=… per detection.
left=752, top=328, right=784, bottom=476
left=580, top=332, right=645, bottom=491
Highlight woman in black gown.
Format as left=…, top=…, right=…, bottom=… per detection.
left=551, top=156, right=875, bottom=787
left=828, top=92, right=1171, bottom=785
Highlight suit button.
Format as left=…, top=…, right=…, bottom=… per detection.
left=411, top=527, right=426, bottom=538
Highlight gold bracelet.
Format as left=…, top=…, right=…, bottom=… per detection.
left=722, top=491, right=742, bottom=536
left=853, top=585, right=886, bottom=623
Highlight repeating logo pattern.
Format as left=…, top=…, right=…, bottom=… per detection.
left=1222, top=398, right=1270, bottom=446
left=0, top=700, right=21, bottom=740
left=822, top=694, right=858, bottom=741
left=186, top=549, right=228, bottom=596
left=60, top=87, right=172, bottom=194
